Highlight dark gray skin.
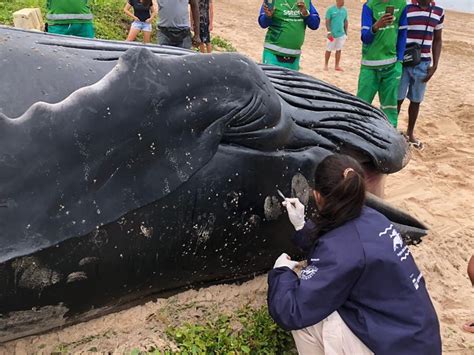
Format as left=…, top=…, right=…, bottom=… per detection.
left=0, top=27, right=424, bottom=342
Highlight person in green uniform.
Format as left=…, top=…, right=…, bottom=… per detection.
left=258, top=0, right=320, bottom=71
left=46, top=0, right=95, bottom=38
left=357, top=0, right=407, bottom=127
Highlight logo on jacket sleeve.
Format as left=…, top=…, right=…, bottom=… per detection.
left=379, top=224, right=411, bottom=262
left=301, top=264, right=319, bottom=280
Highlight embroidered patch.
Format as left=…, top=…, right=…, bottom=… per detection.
left=301, top=264, right=318, bottom=280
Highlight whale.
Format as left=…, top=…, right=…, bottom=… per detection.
left=0, top=27, right=424, bottom=342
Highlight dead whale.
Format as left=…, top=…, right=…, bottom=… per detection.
left=0, top=27, right=424, bottom=342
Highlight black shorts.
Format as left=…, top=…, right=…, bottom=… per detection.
left=199, top=22, right=211, bottom=44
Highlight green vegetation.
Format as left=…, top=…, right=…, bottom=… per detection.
left=130, top=306, right=295, bottom=354
left=166, top=307, right=294, bottom=354
left=0, top=0, right=235, bottom=51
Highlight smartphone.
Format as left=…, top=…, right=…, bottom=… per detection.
left=265, top=0, right=274, bottom=10
left=385, top=6, right=395, bottom=15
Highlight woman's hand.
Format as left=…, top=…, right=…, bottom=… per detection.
left=273, top=253, right=300, bottom=270
left=282, top=198, right=305, bottom=231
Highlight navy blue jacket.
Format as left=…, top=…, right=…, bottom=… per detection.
left=268, top=207, right=441, bottom=355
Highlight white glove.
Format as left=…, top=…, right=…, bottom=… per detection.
left=273, top=253, right=300, bottom=270
left=282, top=198, right=305, bottom=231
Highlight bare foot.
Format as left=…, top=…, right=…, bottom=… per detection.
left=335, top=67, right=344, bottom=71
left=324, top=66, right=329, bottom=71
left=463, top=322, right=474, bottom=333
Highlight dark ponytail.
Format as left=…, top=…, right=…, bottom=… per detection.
left=312, top=154, right=366, bottom=239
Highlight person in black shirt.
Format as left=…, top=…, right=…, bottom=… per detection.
left=124, top=0, right=157, bottom=43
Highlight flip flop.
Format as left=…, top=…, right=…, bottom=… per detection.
left=462, top=322, right=474, bottom=333
left=335, top=67, right=344, bottom=72
left=409, top=140, right=424, bottom=151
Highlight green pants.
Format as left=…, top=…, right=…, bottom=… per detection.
left=357, top=62, right=403, bottom=127
left=48, top=23, right=95, bottom=38
left=262, top=48, right=300, bottom=71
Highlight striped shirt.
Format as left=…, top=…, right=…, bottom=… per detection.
left=406, top=2, right=445, bottom=62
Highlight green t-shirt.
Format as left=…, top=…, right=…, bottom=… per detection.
left=325, top=5, right=347, bottom=38
left=264, top=0, right=311, bottom=57
left=46, top=0, right=93, bottom=25
left=362, top=0, right=406, bottom=67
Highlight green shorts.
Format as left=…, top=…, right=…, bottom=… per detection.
left=47, top=23, right=95, bottom=38
left=262, top=48, right=300, bottom=71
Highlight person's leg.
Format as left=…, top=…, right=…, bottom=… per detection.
left=334, top=36, right=346, bottom=71
left=324, top=51, right=331, bottom=70
left=322, top=312, right=374, bottom=355
left=357, top=66, right=379, bottom=105
left=157, top=29, right=171, bottom=46
left=404, top=62, right=429, bottom=144
left=379, top=62, right=403, bottom=127
left=335, top=50, right=342, bottom=71
left=143, top=30, right=152, bottom=43
left=291, top=324, right=325, bottom=355
left=180, top=34, right=192, bottom=49
left=406, top=101, right=421, bottom=143
left=127, top=22, right=141, bottom=42
left=75, top=23, right=94, bottom=38
left=47, top=24, right=69, bottom=35
left=199, top=43, right=206, bottom=53
left=206, top=42, right=212, bottom=53
left=463, top=255, right=474, bottom=333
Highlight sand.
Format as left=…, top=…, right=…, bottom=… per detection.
left=1, top=0, right=473, bottom=353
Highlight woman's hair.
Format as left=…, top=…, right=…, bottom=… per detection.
left=312, top=154, right=366, bottom=238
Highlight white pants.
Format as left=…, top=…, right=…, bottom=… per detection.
left=291, top=311, right=374, bottom=355
left=326, top=35, right=347, bottom=51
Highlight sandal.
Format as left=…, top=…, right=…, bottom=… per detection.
left=409, top=140, right=424, bottom=151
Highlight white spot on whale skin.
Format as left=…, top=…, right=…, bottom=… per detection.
left=66, top=271, right=88, bottom=283
left=291, top=173, right=310, bottom=205
left=264, top=196, right=282, bottom=221
left=140, top=225, right=154, bottom=238
left=12, top=257, right=61, bottom=290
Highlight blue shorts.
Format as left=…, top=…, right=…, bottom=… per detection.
left=398, top=61, right=430, bottom=103
left=131, top=20, right=152, bottom=32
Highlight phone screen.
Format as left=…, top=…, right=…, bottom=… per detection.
left=385, top=6, right=395, bottom=15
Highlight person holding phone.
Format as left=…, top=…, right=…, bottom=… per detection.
left=268, top=154, right=441, bottom=355
left=356, top=0, right=408, bottom=127
left=258, top=0, right=320, bottom=71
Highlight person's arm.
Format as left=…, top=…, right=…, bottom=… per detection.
left=258, top=4, right=273, bottom=28
left=147, top=2, right=157, bottom=23
left=361, top=3, right=375, bottom=44
left=396, top=6, right=408, bottom=61
left=344, top=13, right=348, bottom=35
left=124, top=2, right=139, bottom=21
left=292, top=220, right=316, bottom=252
left=268, top=236, right=365, bottom=330
left=209, top=0, right=214, bottom=32
left=361, top=3, right=394, bottom=44
left=189, top=0, right=201, bottom=44
left=304, top=2, right=320, bottom=30
left=424, top=12, right=444, bottom=82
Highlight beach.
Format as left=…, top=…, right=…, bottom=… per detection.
left=1, top=0, right=473, bottom=353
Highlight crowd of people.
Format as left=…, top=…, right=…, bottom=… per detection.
left=43, top=0, right=444, bottom=149
left=39, top=0, right=473, bottom=353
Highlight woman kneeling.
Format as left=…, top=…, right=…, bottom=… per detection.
left=268, top=154, right=441, bottom=355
